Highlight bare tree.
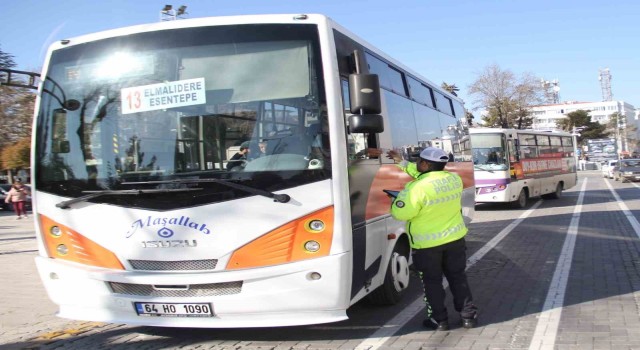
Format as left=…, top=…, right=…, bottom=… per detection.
left=0, top=46, right=35, bottom=173
left=512, top=73, right=543, bottom=129
left=468, top=64, right=543, bottom=129
left=468, top=64, right=515, bottom=128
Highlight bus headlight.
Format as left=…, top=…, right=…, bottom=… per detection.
left=308, top=220, right=325, bottom=232
left=227, top=206, right=334, bottom=270
left=50, top=226, right=62, bottom=237
left=39, top=214, right=124, bottom=270
left=56, top=244, right=69, bottom=256
left=304, top=240, right=321, bottom=252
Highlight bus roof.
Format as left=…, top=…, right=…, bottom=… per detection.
left=43, top=13, right=462, bottom=104
left=469, top=128, right=573, bottom=137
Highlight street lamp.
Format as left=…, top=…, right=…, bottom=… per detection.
left=615, top=111, right=627, bottom=158
left=572, top=126, right=586, bottom=170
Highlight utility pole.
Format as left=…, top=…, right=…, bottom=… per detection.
left=541, top=78, right=560, bottom=104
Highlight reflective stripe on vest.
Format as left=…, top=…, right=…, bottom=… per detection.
left=411, top=222, right=466, bottom=243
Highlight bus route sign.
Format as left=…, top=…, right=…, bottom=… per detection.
left=120, top=78, right=206, bottom=114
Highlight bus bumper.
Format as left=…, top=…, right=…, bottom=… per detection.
left=475, top=190, right=510, bottom=203
left=34, top=253, right=351, bottom=328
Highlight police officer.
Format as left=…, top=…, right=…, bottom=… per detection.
left=389, top=147, right=478, bottom=330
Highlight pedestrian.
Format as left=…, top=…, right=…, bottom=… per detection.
left=388, top=147, right=478, bottom=330
left=579, top=155, right=587, bottom=171
left=5, top=180, right=30, bottom=220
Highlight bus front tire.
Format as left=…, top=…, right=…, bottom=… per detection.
left=511, top=189, right=527, bottom=209
left=541, top=183, right=562, bottom=200
left=367, top=238, right=410, bottom=305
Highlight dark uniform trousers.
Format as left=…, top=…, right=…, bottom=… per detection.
left=412, top=237, right=477, bottom=322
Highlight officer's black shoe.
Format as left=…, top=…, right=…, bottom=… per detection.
left=423, top=318, right=449, bottom=331
left=461, top=314, right=478, bottom=329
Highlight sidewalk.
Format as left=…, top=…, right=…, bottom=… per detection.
left=0, top=212, right=76, bottom=345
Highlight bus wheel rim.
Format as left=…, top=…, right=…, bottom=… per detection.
left=390, top=252, right=410, bottom=291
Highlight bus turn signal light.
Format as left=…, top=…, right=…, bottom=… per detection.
left=227, top=206, right=334, bottom=270
left=39, top=214, right=124, bottom=270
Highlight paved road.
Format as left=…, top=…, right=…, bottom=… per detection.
left=2, top=171, right=640, bottom=350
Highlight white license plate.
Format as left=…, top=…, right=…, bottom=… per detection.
left=134, top=302, right=213, bottom=317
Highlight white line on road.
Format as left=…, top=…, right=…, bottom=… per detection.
left=607, top=180, right=640, bottom=323
left=609, top=180, right=640, bottom=237
left=528, top=178, right=587, bottom=350
left=355, top=200, right=544, bottom=350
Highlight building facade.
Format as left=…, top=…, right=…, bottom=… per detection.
left=530, top=100, right=638, bottom=154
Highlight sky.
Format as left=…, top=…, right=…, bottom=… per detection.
left=2, top=0, right=639, bottom=110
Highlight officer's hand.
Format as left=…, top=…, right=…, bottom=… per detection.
left=386, top=150, right=402, bottom=163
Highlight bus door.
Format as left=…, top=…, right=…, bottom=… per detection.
left=508, top=138, right=518, bottom=180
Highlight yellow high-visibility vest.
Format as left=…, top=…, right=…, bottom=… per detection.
left=397, top=160, right=420, bottom=179
left=391, top=170, right=467, bottom=249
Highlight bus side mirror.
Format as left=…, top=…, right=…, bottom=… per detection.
left=349, top=73, right=381, bottom=114
left=349, top=114, right=384, bottom=134
left=348, top=73, right=383, bottom=133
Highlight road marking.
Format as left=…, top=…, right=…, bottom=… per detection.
left=528, top=178, right=587, bottom=350
left=605, top=179, right=640, bottom=237
left=355, top=200, right=543, bottom=350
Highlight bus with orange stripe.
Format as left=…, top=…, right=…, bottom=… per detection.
left=470, top=128, right=577, bottom=208
left=18, top=14, right=473, bottom=327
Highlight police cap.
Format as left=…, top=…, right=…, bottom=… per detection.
left=419, top=147, right=449, bottom=163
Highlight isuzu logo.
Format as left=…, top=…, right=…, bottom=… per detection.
left=141, top=240, right=198, bottom=248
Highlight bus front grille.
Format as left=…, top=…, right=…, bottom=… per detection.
left=109, top=281, right=243, bottom=297
left=128, top=259, right=218, bottom=271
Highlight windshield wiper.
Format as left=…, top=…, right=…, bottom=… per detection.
left=122, top=178, right=291, bottom=203
left=55, top=188, right=202, bottom=209
left=473, top=165, right=494, bottom=173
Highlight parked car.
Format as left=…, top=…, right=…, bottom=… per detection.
left=0, top=184, right=12, bottom=211
left=614, top=159, right=640, bottom=182
left=0, top=183, right=32, bottom=211
left=602, top=160, right=618, bottom=179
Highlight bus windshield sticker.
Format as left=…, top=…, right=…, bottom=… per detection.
left=120, top=77, right=206, bottom=114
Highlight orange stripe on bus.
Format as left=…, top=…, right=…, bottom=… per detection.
left=364, top=163, right=474, bottom=220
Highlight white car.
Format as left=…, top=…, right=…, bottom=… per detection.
left=602, top=160, right=618, bottom=179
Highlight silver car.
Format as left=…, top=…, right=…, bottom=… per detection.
left=0, top=184, right=12, bottom=211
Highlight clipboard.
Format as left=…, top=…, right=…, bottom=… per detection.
left=383, top=189, right=400, bottom=198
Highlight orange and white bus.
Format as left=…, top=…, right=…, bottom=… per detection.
left=470, top=128, right=577, bottom=208
left=8, top=14, right=474, bottom=327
